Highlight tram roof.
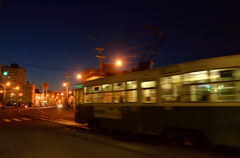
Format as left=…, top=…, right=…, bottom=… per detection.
left=76, top=54, right=240, bottom=87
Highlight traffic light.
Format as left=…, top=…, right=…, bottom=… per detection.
left=2, top=66, right=8, bottom=76
left=2, top=71, right=8, bottom=76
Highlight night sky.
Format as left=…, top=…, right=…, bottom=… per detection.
left=0, top=0, right=239, bottom=91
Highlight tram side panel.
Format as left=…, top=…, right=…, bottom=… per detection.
left=80, top=104, right=240, bottom=147
left=82, top=105, right=140, bottom=132
left=140, top=105, right=240, bottom=147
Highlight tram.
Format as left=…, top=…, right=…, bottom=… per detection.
left=74, top=54, right=240, bottom=147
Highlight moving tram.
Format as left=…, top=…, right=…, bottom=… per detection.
left=74, top=54, right=240, bottom=147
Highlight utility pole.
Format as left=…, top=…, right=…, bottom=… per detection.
left=65, top=73, right=70, bottom=109
left=150, top=59, right=154, bottom=69
left=95, top=47, right=105, bottom=78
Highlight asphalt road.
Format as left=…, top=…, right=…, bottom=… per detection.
left=0, top=108, right=239, bottom=158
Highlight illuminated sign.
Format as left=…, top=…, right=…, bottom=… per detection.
left=76, top=84, right=83, bottom=89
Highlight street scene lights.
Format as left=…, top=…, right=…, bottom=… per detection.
left=62, top=73, right=81, bottom=109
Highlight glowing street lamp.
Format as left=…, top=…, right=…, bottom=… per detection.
left=6, top=82, right=10, bottom=86
left=77, top=74, right=81, bottom=79
left=116, top=60, right=121, bottom=66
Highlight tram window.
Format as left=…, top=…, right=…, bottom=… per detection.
left=185, top=84, right=210, bottom=102
left=211, top=82, right=240, bottom=102
left=92, top=85, right=101, bottom=93
left=127, top=81, right=137, bottom=89
left=183, top=71, right=208, bottom=84
left=84, top=87, right=92, bottom=93
left=102, top=84, right=112, bottom=92
left=93, top=93, right=102, bottom=103
left=210, top=68, right=240, bottom=82
left=79, top=91, right=83, bottom=103
left=127, top=90, right=137, bottom=102
left=113, top=91, right=126, bottom=103
left=141, top=89, right=156, bottom=103
left=102, top=92, right=113, bottom=103
left=113, top=82, right=125, bottom=91
left=161, top=75, right=182, bottom=102
left=84, top=94, right=92, bottom=103
left=141, top=81, right=156, bottom=88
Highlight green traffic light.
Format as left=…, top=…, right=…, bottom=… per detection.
left=3, top=71, right=8, bottom=76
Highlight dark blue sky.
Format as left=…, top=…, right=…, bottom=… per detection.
left=0, top=0, right=239, bottom=91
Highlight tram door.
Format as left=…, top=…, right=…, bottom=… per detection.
left=75, top=89, right=84, bottom=124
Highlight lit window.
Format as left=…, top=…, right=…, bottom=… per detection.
left=102, top=84, right=112, bottom=92
left=113, top=91, right=126, bottom=103
left=102, top=92, right=113, bottom=103
left=185, top=84, right=210, bottom=102
left=210, top=68, right=240, bottom=82
left=127, top=90, right=137, bottom=102
left=183, top=71, right=208, bottom=84
left=113, top=82, right=125, bottom=91
left=93, top=93, right=102, bottom=103
left=141, top=89, right=156, bottom=103
left=211, top=82, right=240, bottom=102
left=84, top=87, right=92, bottom=93
left=127, top=81, right=137, bottom=89
left=141, top=81, right=156, bottom=88
left=84, top=94, right=92, bottom=103
left=161, top=75, right=182, bottom=102
left=92, top=85, right=101, bottom=93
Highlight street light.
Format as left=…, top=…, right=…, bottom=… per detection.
left=63, top=81, right=69, bottom=109
left=62, top=73, right=82, bottom=110
left=116, top=60, right=121, bottom=66
left=16, top=86, right=20, bottom=107
left=1, top=82, right=11, bottom=107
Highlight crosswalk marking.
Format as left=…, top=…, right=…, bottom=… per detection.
left=21, top=118, right=31, bottom=121
left=12, top=118, right=22, bottom=122
left=1, top=118, right=32, bottom=122
left=3, top=119, right=11, bottom=122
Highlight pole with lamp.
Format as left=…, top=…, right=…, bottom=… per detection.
left=16, top=86, right=19, bottom=108
left=0, top=82, right=10, bottom=108
left=64, top=73, right=70, bottom=110
left=63, top=73, right=82, bottom=109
